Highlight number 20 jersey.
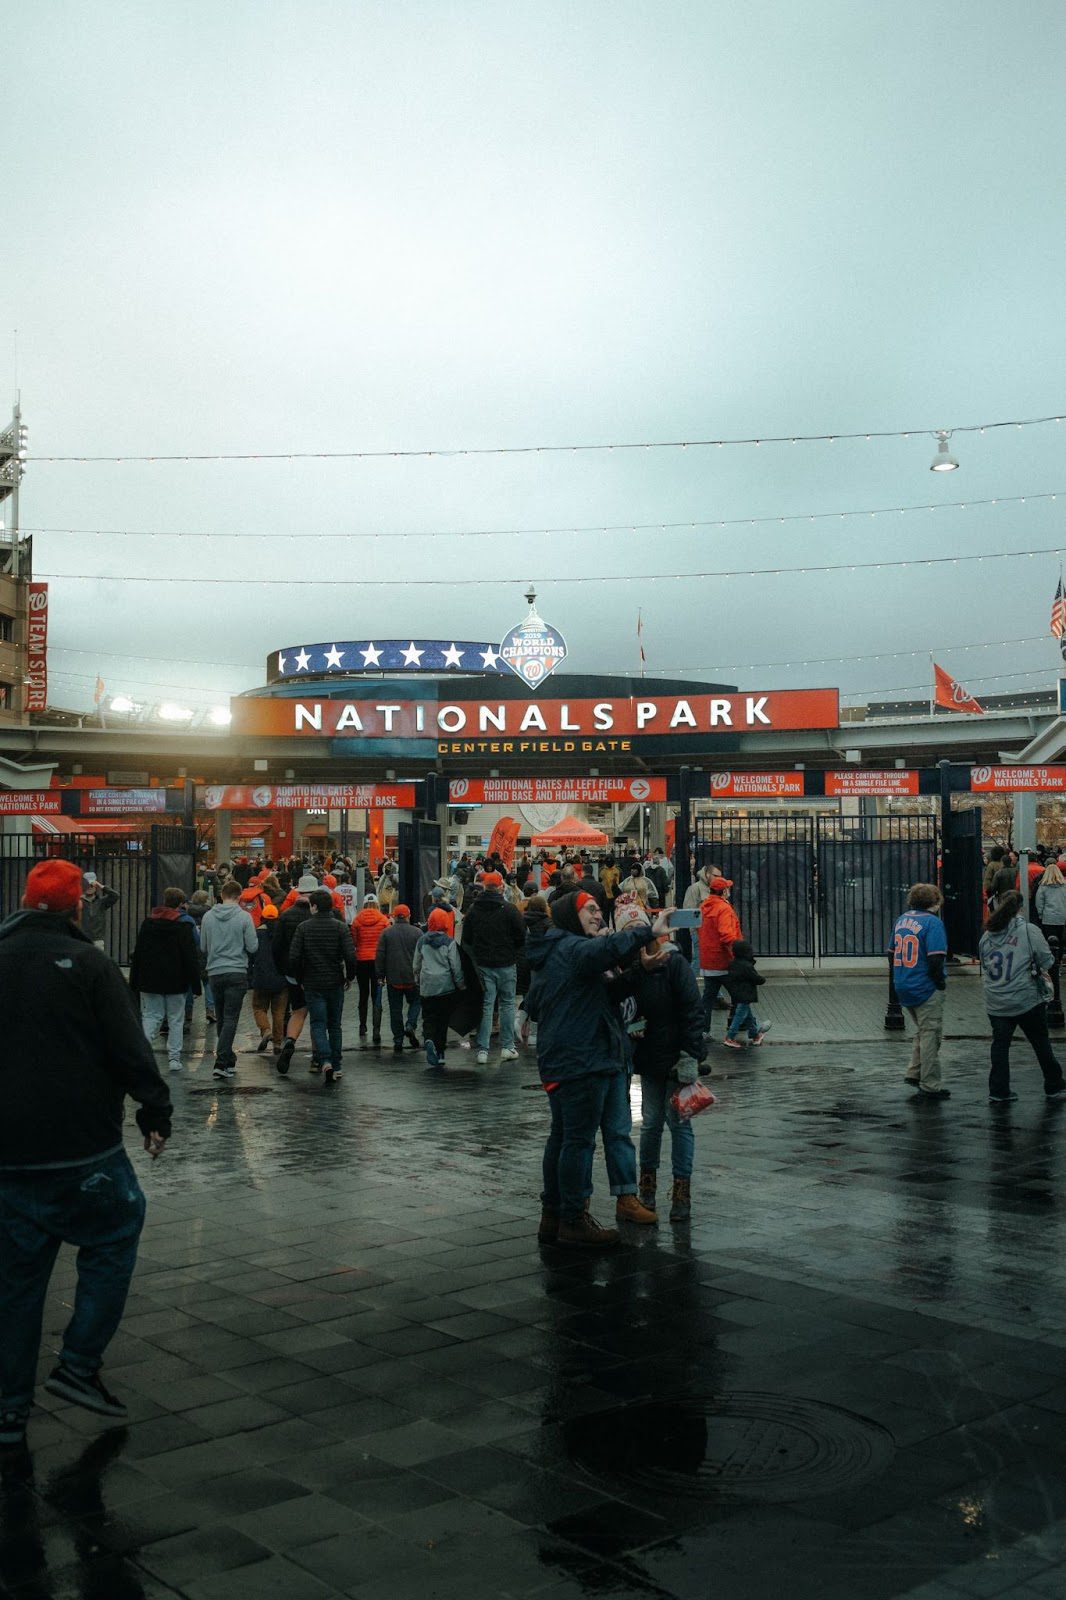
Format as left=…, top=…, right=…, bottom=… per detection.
left=890, top=911, right=947, bottom=1006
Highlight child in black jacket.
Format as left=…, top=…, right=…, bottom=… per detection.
left=723, top=940, right=770, bottom=1049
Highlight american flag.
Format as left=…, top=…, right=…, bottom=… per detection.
left=1053, top=579, right=1066, bottom=660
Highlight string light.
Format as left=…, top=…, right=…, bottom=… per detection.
left=842, top=666, right=1055, bottom=702
left=17, top=486, right=1066, bottom=543
left=35, top=541, right=1066, bottom=589
left=25, top=409, right=1066, bottom=464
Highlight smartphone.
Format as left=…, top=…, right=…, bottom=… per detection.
left=664, top=907, right=701, bottom=929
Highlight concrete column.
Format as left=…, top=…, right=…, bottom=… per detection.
left=213, top=809, right=232, bottom=864
left=649, top=802, right=669, bottom=850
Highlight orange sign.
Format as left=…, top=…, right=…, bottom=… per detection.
left=825, top=770, right=919, bottom=796
left=231, top=689, right=840, bottom=740
left=970, top=766, right=1066, bottom=792
left=708, top=772, right=806, bottom=798
left=202, top=784, right=416, bottom=810
left=448, top=777, right=666, bottom=804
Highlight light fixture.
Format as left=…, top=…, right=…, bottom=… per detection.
left=208, top=706, right=232, bottom=726
left=109, top=695, right=134, bottom=714
left=930, top=430, right=959, bottom=472
left=158, top=703, right=194, bottom=722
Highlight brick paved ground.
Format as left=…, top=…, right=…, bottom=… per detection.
left=6, top=995, right=1066, bottom=1599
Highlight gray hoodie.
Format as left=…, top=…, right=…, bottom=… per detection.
left=979, top=915, right=1054, bottom=1016
left=413, top=931, right=465, bottom=996
left=200, top=901, right=258, bottom=976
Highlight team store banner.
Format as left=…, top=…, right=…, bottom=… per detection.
left=25, top=582, right=48, bottom=715
left=448, top=777, right=667, bottom=805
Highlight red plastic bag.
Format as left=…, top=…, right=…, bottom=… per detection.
left=670, top=1080, right=716, bottom=1119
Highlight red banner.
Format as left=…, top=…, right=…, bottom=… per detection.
left=25, top=583, right=48, bottom=715
left=448, top=776, right=666, bottom=805
left=825, top=770, right=920, bottom=796
left=202, top=783, right=416, bottom=811
left=231, top=689, right=840, bottom=741
left=708, top=772, right=805, bottom=798
left=0, top=790, right=61, bottom=814
left=970, top=766, right=1066, bottom=792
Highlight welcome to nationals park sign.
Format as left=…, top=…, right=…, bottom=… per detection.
left=230, top=689, right=841, bottom=746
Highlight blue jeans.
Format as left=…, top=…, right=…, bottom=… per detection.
left=0, top=1150, right=146, bottom=1417
left=541, top=1072, right=637, bottom=1220
left=639, top=1075, right=695, bottom=1179
left=306, top=986, right=345, bottom=1068
left=387, top=985, right=421, bottom=1044
left=726, top=1002, right=760, bottom=1040
left=476, top=963, right=517, bottom=1052
left=211, top=970, right=248, bottom=1068
left=141, top=992, right=186, bottom=1065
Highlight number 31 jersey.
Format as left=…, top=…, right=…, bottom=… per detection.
left=890, top=911, right=948, bottom=1006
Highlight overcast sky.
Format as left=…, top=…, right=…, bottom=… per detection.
left=6, top=1, right=1066, bottom=716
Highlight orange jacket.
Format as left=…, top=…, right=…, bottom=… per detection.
left=238, top=886, right=268, bottom=928
left=353, top=905, right=390, bottom=960
left=697, top=893, right=742, bottom=971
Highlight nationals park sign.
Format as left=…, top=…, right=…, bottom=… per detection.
left=231, top=689, right=840, bottom=752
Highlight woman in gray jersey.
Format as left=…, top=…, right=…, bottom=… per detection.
left=979, top=891, right=1066, bottom=1105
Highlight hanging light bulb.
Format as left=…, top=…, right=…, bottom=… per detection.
left=930, top=430, right=960, bottom=472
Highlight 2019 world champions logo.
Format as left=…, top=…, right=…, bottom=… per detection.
left=500, top=587, right=567, bottom=690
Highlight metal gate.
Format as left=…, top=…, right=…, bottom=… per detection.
left=0, top=832, right=153, bottom=965
left=816, top=815, right=939, bottom=957
left=693, top=815, right=816, bottom=958
left=693, top=811, right=939, bottom=960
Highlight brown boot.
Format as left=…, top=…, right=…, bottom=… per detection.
left=639, top=1169, right=657, bottom=1210
left=557, top=1212, right=621, bottom=1248
left=537, top=1208, right=559, bottom=1243
left=616, top=1192, right=658, bottom=1225
left=669, top=1178, right=691, bottom=1222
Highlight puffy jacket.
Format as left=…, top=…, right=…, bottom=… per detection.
left=698, top=893, right=742, bottom=971
left=460, top=892, right=525, bottom=968
left=375, top=920, right=421, bottom=987
left=613, top=951, right=706, bottom=1079
left=129, top=908, right=202, bottom=997
left=724, top=944, right=765, bottom=1005
left=525, top=921, right=656, bottom=1084
left=289, top=913, right=356, bottom=991
left=273, top=901, right=310, bottom=977
left=353, top=905, right=390, bottom=961
left=414, top=931, right=465, bottom=996
left=251, top=924, right=287, bottom=995
left=238, top=884, right=269, bottom=927
left=0, top=910, right=172, bottom=1169
left=1036, top=881, right=1066, bottom=926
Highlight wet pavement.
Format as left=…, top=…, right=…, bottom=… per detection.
left=7, top=1000, right=1066, bottom=1600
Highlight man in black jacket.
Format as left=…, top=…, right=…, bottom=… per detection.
left=288, top=891, right=356, bottom=1083
left=0, top=860, right=172, bottom=1449
left=375, top=904, right=422, bottom=1053
left=129, top=886, right=202, bottom=1073
left=459, top=870, right=525, bottom=1065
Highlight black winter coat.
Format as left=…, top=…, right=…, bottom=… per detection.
left=274, top=902, right=311, bottom=977
left=251, top=924, right=287, bottom=994
left=0, top=910, right=172, bottom=1168
left=129, top=911, right=202, bottom=997
left=289, top=914, right=356, bottom=991
left=614, top=952, right=706, bottom=1078
left=526, top=921, right=656, bottom=1084
left=460, top=892, right=525, bottom=968
left=375, top=921, right=421, bottom=987
left=724, top=958, right=765, bottom=1005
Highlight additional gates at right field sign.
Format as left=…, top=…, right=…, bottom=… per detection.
left=693, top=812, right=940, bottom=960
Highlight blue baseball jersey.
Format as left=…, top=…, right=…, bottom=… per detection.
left=890, top=910, right=948, bottom=1006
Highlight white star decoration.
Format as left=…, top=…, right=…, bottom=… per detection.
left=361, top=642, right=383, bottom=667
left=294, top=648, right=311, bottom=672
left=480, top=646, right=500, bottom=668
left=401, top=641, right=424, bottom=666
left=441, top=643, right=464, bottom=668
left=277, top=652, right=287, bottom=673
left=323, top=644, right=345, bottom=669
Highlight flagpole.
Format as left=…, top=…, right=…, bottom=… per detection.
left=929, top=655, right=935, bottom=719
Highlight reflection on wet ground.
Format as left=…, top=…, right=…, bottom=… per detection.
left=7, top=1019, right=1066, bottom=1598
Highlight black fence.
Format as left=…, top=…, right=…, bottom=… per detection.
left=0, top=826, right=197, bottom=966
left=693, top=812, right=940, bottom=959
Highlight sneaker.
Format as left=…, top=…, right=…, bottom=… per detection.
left=309, top=1057, right=322, bottom=1073
left=212, top=1065, right=227, bottom=1080
left=425, top=1040, right=440, bottom=1067
left=205, top=1012, right=216, bottom=1025
left=0, top=1412, right=27, bottom=1448
left=276, top=1039, right=294, bottom=1076
left=616, top=1193, right=658, bottom=1225
left=167, top=1060, right=183, bottom=1073
left=404, top=1029, right=420, bottom=1051
left=722, top=1037, right=744, bottom=1050
left=44, top=1365, right=127, bottom=1419
left=476, top=1050, right=488, bottom=1065
left=989, top=1092, right=1019, bottom=1104
left=916, top=1087, right=950, bottom=1100
left=904, top=1076, right=921, bottom=1088
left=393, top=1042, right=404, bottom=1054
left=359, top=1028, right=367, bottom=1040
left=256, top=1033, right=271, bottom=1054
left=372, top=1034, right=381, bottom=1047
left=221, top=1065, right=236, bottom=1078
left=1046, top=1086, right=1066, bottom=1100
left=323, top=1066, right=337, bottom=1084
left=331, top=1066, right=343, bottom=1081
left=750, top=1024, right=772, bottom=1046
left=499, top=1048, right=519, bottom=1062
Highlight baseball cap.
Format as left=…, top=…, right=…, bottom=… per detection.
left=708, top=876, right=733, bottom=892
left=25, top=860, right=84, bottom=913
left=83, top=871, right=98, bottom=886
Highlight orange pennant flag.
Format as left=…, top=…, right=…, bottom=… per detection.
left=933, top=662, right=984, bottom=714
